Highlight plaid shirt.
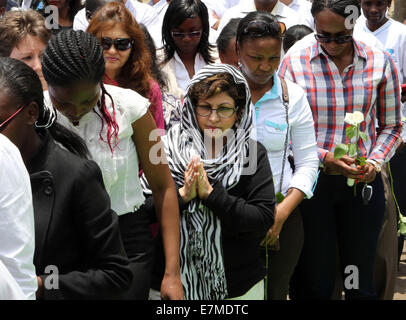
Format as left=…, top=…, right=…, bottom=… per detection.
left=279, top=37, right=402, bottom=166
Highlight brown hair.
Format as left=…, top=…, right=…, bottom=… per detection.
left=87, top=2, right=153, bottom=97
left=188, top=73, right=246, bottom=114
left=0, top=10, right=51, bottom=57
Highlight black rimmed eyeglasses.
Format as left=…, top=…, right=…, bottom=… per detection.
left=195, top=105, right=237, bottom=119
left=0, top=105, right=26, bottom=132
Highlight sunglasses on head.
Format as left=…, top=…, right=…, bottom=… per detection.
left=171, top=30, right=202, bottom=39
left=0, top=105, right=26, bottom=132
left=242, top=20, right=286, bottom=38
left=314, top=33, right=353, bottom=44
left=100, top=37, right=134, bottom=51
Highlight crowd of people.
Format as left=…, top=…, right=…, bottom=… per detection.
left=0, top=0, right=405, bottom=300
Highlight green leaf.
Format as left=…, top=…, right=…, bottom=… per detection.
left=399, top=221, right=406, bottom=236
left=357, top=156, right=367, bottom=166
left=275, top=192, right=285, bottom=204
left=334, top=144, right=349, bottom=159
left=348, top=143, right=357, bottom=157
left=359, top=131, right=368, bottom=142
left=346, top=126, right=356, bottom=140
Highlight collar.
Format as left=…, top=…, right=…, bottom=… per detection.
left=255, top=73, right=281, bottom=106
left=241, top=0, right=285, bottom=18
left=27, top=129, right=52, bottom=174
left=310, top=37, right=368, bottom=62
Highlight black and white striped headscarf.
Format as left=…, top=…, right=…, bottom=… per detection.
left=145, top=64, right=252, bottom=299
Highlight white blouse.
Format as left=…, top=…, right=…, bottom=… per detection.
left=44, top=85, right=150, bottom=216
left=251, top=74, right=319, bottom=198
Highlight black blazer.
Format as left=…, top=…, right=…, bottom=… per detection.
left=27, top=131, right=132, bottom=299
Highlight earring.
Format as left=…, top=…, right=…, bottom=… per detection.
left=238, top=61, right=242, bottom=69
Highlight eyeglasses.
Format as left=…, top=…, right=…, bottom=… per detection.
left=314, top=33, right=353, bottom=44
left=0, top=105, right=26, bottom=132
left=171, top=30, right=202, bottom=39
left=241, top=20, right=286, bottom=38
left=100, top=37, right=134, bottom=51
left=195, top=105, right=236, bottom=119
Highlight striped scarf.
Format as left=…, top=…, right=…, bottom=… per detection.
left=144, top=64, right=252, bottom=299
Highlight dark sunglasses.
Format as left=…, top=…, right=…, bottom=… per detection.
left=100, top=37, right=134, bottom=51
left=0, top=105, right=26, bottom=132
left=242, top=20, right=286, bottom=38
left=171, top=30, right=202, bottom=39
left=314, top=33, right=353, bottom=44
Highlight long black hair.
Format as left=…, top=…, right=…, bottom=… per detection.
left=311, top=0, right=361, bottom=19
left=42, top=29, right=119, bottom=153
left=0, top=56, right=89, bottom=159
left=161, top=0, right=215, bottom=65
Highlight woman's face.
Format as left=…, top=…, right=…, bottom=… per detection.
left=237, top=36, right=281, bottom=86
left=100, top=24, right=132, bottom=77
left=219, top=37, right=238, bottom=67
left=10, top=35, right=47, bottom=90
left=195, top=91, right=238, bottom=140
left=171, top=16, right=203, bottom=55
left=0, top=88, right=36, bottom=149
left=314, top=9, right=354, bottom=58
left=48, top=81, right=100, bottom=125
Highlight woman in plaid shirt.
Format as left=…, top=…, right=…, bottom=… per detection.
left=279, top=0, right=402, bottom=299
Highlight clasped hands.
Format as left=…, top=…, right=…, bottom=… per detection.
left=179, top=157, right=213, bottom=203
left=324, top=152, right=376, bottom=183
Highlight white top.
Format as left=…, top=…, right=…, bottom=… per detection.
left=0, top=260, right=26, bottom=300
left=217, top=0, right=303, bottom=37
left=0, top=134, right=37, bottom=300
left=174, top=51, right=208, bottom=92
left=354, top=18, right=406, bottom=141
left=72, top=8, right=88, bottom=32
left=44, top=85, right=149, bottom=216
left=250, top=75, right=319, bottom=198
left=287, top=0, right=314, bottom=30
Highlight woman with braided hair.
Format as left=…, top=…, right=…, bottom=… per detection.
left=41, top=29, right=183, bottom=300
left=0, top=56, right=132, bottom=299
left=144, top=64, right=276, bottom=300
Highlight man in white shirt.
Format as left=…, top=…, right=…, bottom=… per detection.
left=0, top=134, right=37, bottom=300
left=217, top=0, right=304, bottom=36
left=279, top=0, right=314, bottom=29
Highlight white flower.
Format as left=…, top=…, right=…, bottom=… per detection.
left=344, top=113, right=354, bottom=125
left=352, top=111, right=364, bottom=125
left=344, top=112, right=364, bottom=126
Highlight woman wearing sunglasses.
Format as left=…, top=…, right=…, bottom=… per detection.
left=235, top=11, right=319, bottom=300
left=279, top=0, right=402, bottom=300
left=159, top=0, right=218, bottom=100
left=41, top=30, right=184, bottom=300
left=144, top=64, right=276, bottom=300
left=0, top=57, right=133, bottom=299
left=87, top=2, right=164, bottom=132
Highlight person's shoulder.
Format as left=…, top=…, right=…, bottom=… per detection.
left=0, top=134, right=24, bottom=171
left=104, top=84, right=147, bottom=102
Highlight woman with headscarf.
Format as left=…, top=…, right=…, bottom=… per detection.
left=145, top=64, right=276, bottom=300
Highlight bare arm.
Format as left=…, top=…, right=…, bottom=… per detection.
left=131, top=111, right=183, bottom=300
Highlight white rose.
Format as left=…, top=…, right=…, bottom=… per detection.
left=352, top=111, right=364, bottom=125
left=344, top=113, right=354, bottom=125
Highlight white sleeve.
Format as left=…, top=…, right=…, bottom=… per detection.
left=287, top=83, right=319, bottom=198
left=0, top=135, right=37, bottom=300
left=0, top=260, right=26, bottom=300
left=73, top=8, right=89, bottom=32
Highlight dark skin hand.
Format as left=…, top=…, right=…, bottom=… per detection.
left=323, top=152, right=376, bottom=183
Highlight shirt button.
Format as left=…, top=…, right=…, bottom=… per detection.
left=44, top=186, right=53, bottom=196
